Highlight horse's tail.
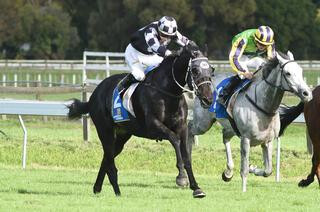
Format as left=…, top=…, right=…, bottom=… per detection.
left=67, top=98, right=90, bottom=120
left=279, top=101, right=304, bottom=136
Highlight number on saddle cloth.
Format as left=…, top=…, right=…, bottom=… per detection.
left=111, top=87, right=130, bottom=123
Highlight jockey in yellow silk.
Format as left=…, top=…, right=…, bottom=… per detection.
left=218, top=26, right=276, bottom=106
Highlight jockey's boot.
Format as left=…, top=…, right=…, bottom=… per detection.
left=118, top=73, right=138, bottom=96
left=218, top=75, right=242, bottom=107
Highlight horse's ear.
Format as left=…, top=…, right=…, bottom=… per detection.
left=287, top=51, right=294, bottom=60
left=203, top=44, right=208, bottom=57
left=276, top=52, right=286, bottom=64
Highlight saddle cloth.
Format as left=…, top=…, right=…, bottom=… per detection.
left=209, top=77, right=251, bottom=118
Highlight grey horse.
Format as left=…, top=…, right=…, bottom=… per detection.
left=188, top=51, right=312, bottom=192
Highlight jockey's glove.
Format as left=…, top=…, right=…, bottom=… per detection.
left=165, top=50, right=180, bottom=58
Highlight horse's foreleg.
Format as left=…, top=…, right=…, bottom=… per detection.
left=176, top=135, right=188, bottom=188
left=180, top=126, right=205, bottom=198
left=146, top=117, right=188, bottom=186
left=299, top=154, right=316, bottom=187
left=146, top=116, right=204, bottom=198
left=240, top=137, right=250, bottom=192
left=314, top=139, right=320, bottom=187
left=222, top=128, right=235, bottom=182
left=299, top=132, right=319, bottom=187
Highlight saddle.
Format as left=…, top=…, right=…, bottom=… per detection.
left=209, top=77, right=251, bottom=136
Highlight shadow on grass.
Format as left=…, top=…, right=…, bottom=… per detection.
left=38, top=180, right=92, bottom=185
left=119, top=179, right=184, bottom=190
left=0, top=188, right=73, bottom=196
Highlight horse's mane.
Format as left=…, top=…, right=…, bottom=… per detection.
left=261, top=51, right=289, bottom=76
left=262, top=57, right=279, bottom=74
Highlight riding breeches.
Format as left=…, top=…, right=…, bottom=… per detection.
left=236, top=55, right=266, bottom=79
left=125, top=44, right=164, bottom=81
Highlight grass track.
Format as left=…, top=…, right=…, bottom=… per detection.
left=0, top=119, right=319, bottom=211
left=1, top=167, right=320, bottom=211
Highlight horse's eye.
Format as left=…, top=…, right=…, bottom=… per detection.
left=193, top=68, right=201, bottom=76
left=285, top=72, right=291, bottom=77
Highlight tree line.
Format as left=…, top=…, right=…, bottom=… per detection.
left=0, top=0, right=319, bottom=60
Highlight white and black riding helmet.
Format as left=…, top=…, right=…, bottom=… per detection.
left=158, top=16, right=177, bottom=37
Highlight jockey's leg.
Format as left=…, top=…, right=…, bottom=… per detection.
left=218, top=75, right=242, bottom=106
left=117, top=73, right=139, bottom=95
left=119, top=44, right=145, bottom=95
left=218, top=54, right=251, bottom=106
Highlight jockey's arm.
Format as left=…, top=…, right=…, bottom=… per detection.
left=229, top=37, right=248, bottom=78
left=144, top=28, right=167, bottom=57
left=173, top=31, right=189, bottom=46
left=267, top=43, right=276, bottom=59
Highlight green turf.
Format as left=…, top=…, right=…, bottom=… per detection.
left=0, top=119, right=319, bottom=211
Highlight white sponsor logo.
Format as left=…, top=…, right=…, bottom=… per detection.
left=200, top=61, right=209, bottom=69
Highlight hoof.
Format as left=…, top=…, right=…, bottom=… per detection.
left=222, top=172, right=233, bottom=182
left=176, top=176, right=189, bottom=187
left=249, top=164, right=257, bottom=173
left=193, top=189, right=206, bottom=198
left=263, top=171, right=272, bottom=177
left=298, top=179, right=312, bottom=187
left=93, top=186, right=101, bottom=194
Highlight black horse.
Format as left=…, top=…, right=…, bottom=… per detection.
left=67, top=41, right=213, bottom=198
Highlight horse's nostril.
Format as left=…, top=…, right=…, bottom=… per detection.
left=202, top=97, right=212, bottom=107
left=303, top=91, right=309, bottom=96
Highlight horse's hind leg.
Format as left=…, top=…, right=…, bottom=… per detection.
left=250, top=141, right=273, bottom=177
left=93, top=122, right=122, bottom=196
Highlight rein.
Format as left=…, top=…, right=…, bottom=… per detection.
left=143, top=82, right=183, bottom=98
left=244, top=60, right=296, bottom=117
left=171, top=57, right=194, bottom=93
left=144, top=55, right=212, bottom=98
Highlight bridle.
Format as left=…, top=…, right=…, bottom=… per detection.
left=262, top=60, right=296, bottom=92
left=246, top=59, right=297, bottom=116
left=172, top=57, right=212, bottom=95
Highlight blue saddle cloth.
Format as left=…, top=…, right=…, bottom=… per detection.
left=112, top=65, right=157, bottom=122
left=209, top=77, right=251, bottom=118
left=111, top=88, right=130, bottom=123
